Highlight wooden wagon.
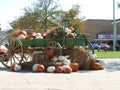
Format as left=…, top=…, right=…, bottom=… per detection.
left=0, top=28, right=94, bottom=68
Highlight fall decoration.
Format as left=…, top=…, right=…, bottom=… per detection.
left=32, top=64, right=40, bottom=71
left=70, top=63, right=79, bottom=72
left=47, top=66, right=56, bottom=73
left=11, top=64, right=21, bottom=71
left=90, top=61, right=101, bottom=70
left=37, top=64, right=45, bottom=72
left=56, top=66, right=64, bottom=73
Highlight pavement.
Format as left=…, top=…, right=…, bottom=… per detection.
left=0, top=58, right=120, bottom=90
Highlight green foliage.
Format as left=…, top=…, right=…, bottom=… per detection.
left=9, top=0, right=85, bottom=33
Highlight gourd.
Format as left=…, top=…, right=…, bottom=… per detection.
left=90, top=61, right=101, bottom=70
left=47, top=66, right=56, bottom=73
left=37, top=64, right=45, bottom=72
left=70, top=63, right=79, bottom=72
left=56, top=66, right=63, bottom=73
left=11, top=64, right=21, bottom=71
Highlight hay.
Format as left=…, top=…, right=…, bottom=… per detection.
left=70, top=46, right=89, bottom=69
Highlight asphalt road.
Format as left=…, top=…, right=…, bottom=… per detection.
left=0, top=58, right=120, bottom=90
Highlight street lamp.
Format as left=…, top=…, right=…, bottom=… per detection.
left=113, top=0, right=117, bottom=51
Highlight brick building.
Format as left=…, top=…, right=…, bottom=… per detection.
left=84, top=19, right=120, bottom=47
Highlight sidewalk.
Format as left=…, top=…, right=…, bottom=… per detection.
left=0, top=59, right=120, bottom=90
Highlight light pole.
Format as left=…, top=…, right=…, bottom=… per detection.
left=113, top=0, right=117, bottom=51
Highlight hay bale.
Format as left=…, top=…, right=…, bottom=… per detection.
left=32, top=52, right=49, bottom=63
left=70, top=46, right=89, bottom=69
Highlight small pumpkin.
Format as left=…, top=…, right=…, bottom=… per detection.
left=70, top=63, right=79, bottom=72
left=18, top=30, right=27, bottom=36
left=32, top=64, right=40, bottom=71
left=11, top=64, right=21, bottom=71
left=45, top=49, right=55, bottom=58
left=90, top=61, right=101, bottom=70
left=63, top=67, right=72, bottom=73
left=67, top=33, right=75, bottom=38
left=47, top=66, right=56, bottom=73
left=56, top=66, right=63, bottom=73
left=69, top=27, right=74, bottom=33
left=51, top=55, right=58, bottom=62
left=37, top=64, right=45, bottom=72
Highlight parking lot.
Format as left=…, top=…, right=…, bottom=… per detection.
left=0, top=58, right=120, bottom=90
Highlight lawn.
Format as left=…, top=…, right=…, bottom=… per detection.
left=95, top=50, right=120, bottom=59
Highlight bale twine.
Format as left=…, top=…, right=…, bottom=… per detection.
left=70, top=46, right=89, bottom=69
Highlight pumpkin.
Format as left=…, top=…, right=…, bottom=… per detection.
left=90, top=61, right=101, bottom=70
left=32, top=64, right=40, bottom=71
left=18, top=34, right=26, bottom=39
left=98, top=60, right=106, bottom=69
left=65, top=28, right=71, bottom=34
left=63, top=67, right=72, bottom=73
left=11, top=64, right=21, bottom=71
left=89, top=53, right=97, bottom=60
left=56, top=66, right=63, bottom=73
left=47, top=66, right=56, bottom=73
left=67, top=33, right=75, bottom=38
left=70, top=63, right=79, bottom=72
left=37, top=64, right=45, bottom=72
left=58, top=56, right=66, bottom=61
left=63, top=59, right=70, bottom=65
left=18, top=30, right=27, bottom=36
left=51, top=55, right=58, bottom=62
left=45, top=49, right=55, bottom=58
left=27, top=32, right=36, bottom=39
left=69, top=27, right=74, bottom=33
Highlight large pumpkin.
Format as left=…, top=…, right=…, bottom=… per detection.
left=56, top=66, right=63, bottom=73
left=70, top=63, right=79, bottom=72
left=37, top=64, right=45, bottom=72
left=90, top=61, right=101, bottom=70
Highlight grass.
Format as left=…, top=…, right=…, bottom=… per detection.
left=95, top=50, right=120, bottom=59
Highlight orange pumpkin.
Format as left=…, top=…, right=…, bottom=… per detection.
left=45, top=49, right=55, bottom=58
left=90, top=61, right=101, bottom=70
left=18, top=30, right=27, bottom=36
left=56, top=66, right=63, bottom=73
left=67, top=33, right=75, bottom=38
left=37, top=64, right=45, bottom=72
left=11, top=64, right=16, bottom=71
left=64, top=67, right=72, bottom=73
left=70, top=63, right=79, bottom=72
left=27, top=32, right=36, bottom=39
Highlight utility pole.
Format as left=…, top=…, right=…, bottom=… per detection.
left=113, top=0, right=117, bottom=51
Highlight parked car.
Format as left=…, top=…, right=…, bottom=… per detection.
left=100, top=43, right=110, bottom=49
left=0, top=45, right=9, bottom=61
left=92, top=43, right=101, bottom=50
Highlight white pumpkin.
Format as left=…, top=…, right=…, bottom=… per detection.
left=51, top=56, right=58, bottom=62
left=62, top=65, right=71, bottom=70
left=14, top=64, right=21, bottom=71
left=47, top=66, right=55, bottom=73
left=65, top=28, right=71, bottom=34
left=11, top=64, right=21, bottom=71
left=89, top=53, right=97, bottom=60
left=18, top=34, right=26, bottom=39
left=99, top=60, right=106, bottom=69
left=32, top=64, right=40, bottom=71
left=58, top=56, right=66, bottom=61
left=63, top=59, right=70, bottom=65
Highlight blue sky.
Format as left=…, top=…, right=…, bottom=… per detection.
left=0, top=0, right=120, bottom=30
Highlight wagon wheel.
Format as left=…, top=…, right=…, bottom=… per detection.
left=0, top=36, right=23, bottom=68
left=22, top=46, right=34, bottom=62
left=47, top=41, right=62, bottom=55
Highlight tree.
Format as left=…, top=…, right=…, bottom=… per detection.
left=60, top=5, right=85, bottom=33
